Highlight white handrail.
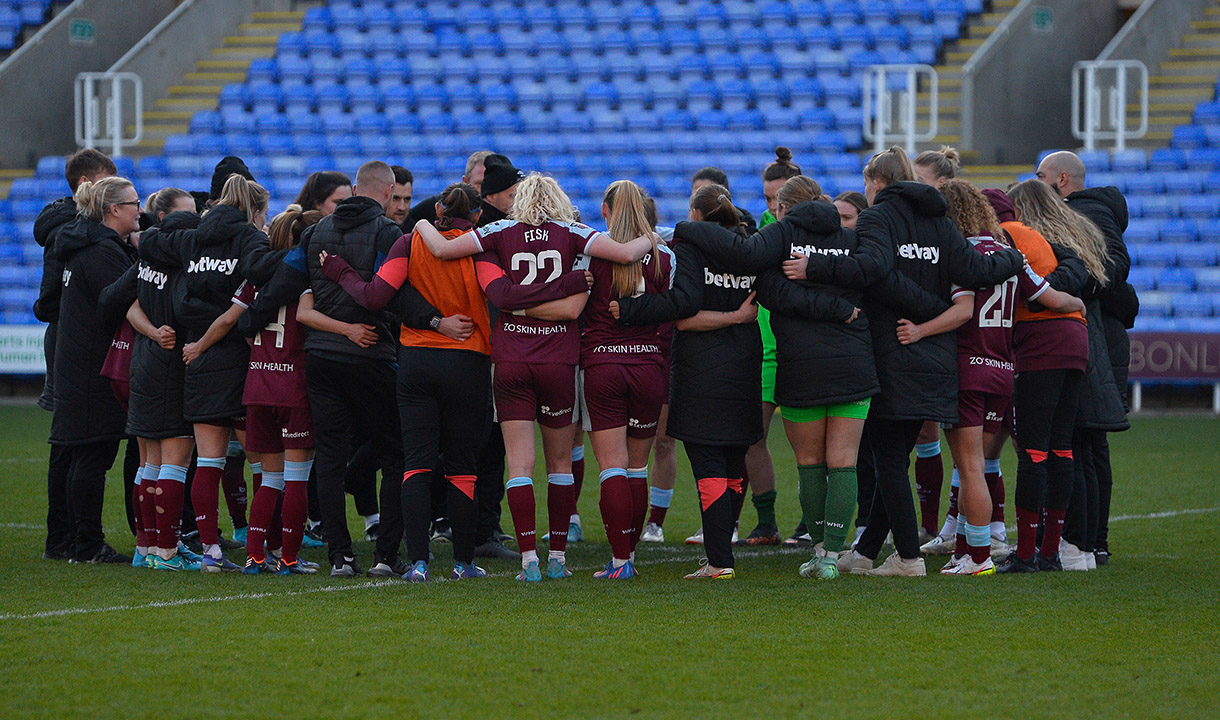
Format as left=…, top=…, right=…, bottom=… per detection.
left=75, top=72, right=143, bottom=157
left=1071, top=60, right=1148, bottom=151
left=862, top=64, right=938, bottom=156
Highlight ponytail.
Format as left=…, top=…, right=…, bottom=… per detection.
left=690, top=183, right=745, bottom=232
left=74, top=177, right=135, bottom=222
left=435, top=182, right=482, bottom=230
left=217, top=174, right=270, bottom=225
left=267, top=208, right=324, bottom=251
left=763, top=146, right=802, bottom=182
left=604, top=180, right=661, bottom=298
left=775, top=176, right=822, bottom=212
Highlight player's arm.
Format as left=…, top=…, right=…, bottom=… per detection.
left=320, top=234, right=411, bottom=311
left=673, top=221, right=782, bottom=273
left=415, top=219, right=481, bottom=259
left=474, top=252, right=591, bottom=312
left=614, top=244, right=704, bottom=325
left=127, top=300, right=176, bottom=350
left=1021, top=264, right=1085, bottom=315
left=675, top=291, right=758, bottom=331
left=295, top=290, right=377, bottom=348
left=896, top=292, right=973, bottom=345
left=183, top=302, right=242, bottom=364
left=755, top=268, right=858, bottom=323
left=584, top=231, right=656, bottom=265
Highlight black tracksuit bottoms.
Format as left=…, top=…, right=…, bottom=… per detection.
left=856, top=418, right=924, bottom=560
left=684, top=442, right=748, bottom=569
left=62, top=439, right=121, bottom=561
left=306, top=353, right=404, bottom=565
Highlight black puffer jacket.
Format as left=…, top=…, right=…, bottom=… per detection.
left=49, top=217, right=137, bottom=445
left=125, top=211, right=197, bottom=437
left=674, top=201, right=877, bottom=408
left=303, top=195, right=400, bottom=363
left=33, top=197, right=78, bottom=323
left=617, top=240, right=763, bottom=446
left=139, top=203, right=282, bottom=421
left=802, top=182, right=1025, bottom=423
left=1066, top=186, right=1137, bottom=410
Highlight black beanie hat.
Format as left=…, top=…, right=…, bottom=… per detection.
left=480, top=154, right=524, bottom=198
left=209, top=155, right=256, bottom=200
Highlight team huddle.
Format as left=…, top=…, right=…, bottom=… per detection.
left=36, top=141, right=1134, bottom=581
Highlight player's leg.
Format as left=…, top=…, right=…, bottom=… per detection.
left=741, top=401, right=780, bottom=545
left=782, top=406, right=828, bottom=575
left=643, top=404, right=677, bottom=543
left=914, top=420, right=945, bottom=542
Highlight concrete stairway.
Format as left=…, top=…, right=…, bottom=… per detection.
left=128, top=9, right=305, bottom=157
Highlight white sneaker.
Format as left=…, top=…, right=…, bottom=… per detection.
left=684, top=527, right=704, bottom=545
left=837, top=549, right=874, bottom=575
left=989, top=536, right=1013, bottom=558
left=940, top=554, right=963, bottom=575
left=1085, top=550, right=1097, bottom=571
left=1059, top=538, right=1091, bottom=571
left=798, top=543, right=827, bottom=577
left=948, top=556, right=995, bottom=576
left=866, top=552, right=927, bottom=577
left=920, top=534, right=957, bottom=555
left=640, top=522, right=665, bottom=543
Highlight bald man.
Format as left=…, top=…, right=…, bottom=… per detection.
left=1037, top=150, right=1139, bottom=567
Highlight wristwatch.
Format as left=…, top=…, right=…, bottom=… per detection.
left=429, top=315, right=442, bottom=329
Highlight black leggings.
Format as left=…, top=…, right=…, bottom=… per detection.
left=855, top=418, right=924, bottom=560
left=1012, top=368, right=1082, bottom=515
left=1064, top=427, right=1105, bottom=552
left=397, top=347, right=490, bottom=565
left=683, top=442, right=747, bottom=569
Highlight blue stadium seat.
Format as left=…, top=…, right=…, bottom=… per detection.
left=1176, top=243, right=1218, bottom=268
left=1159, top=219, right=1200, bottom=244
left=1110, top=149, right=1147, bottom=173
left=1195, top=268, right=1220, bottom=292
left=1137, top=291, right=1174, bottom=317
left=1149, top=147, right=1187, bottom=172
left=1127, top=266, right=1157, bottom=291
left=1178, top=195, right=1220, bottom=219
left=1172, top=293, right=1213, bottom=318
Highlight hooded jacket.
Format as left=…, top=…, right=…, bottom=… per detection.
left=1066, top=185, right=1138, bottom=411
left=49, top=216, right=137, bottom=444
left=801, top=182, right=1024, bottom=423
left=616, top=237, right=763, bottom=447
left=138, top=203, right=282, bottom=421
left=33, top=197, right=79, bottom=324
left=303, top=195, right=401, bottom=363
left=673, top=201, right=877, bottom=408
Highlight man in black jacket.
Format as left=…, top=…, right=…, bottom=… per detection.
left=1037, top=151, right=1138, bottom=562
left=34, top=149, right=118, bottom=561
left=302, top=161, right=406, bottom=577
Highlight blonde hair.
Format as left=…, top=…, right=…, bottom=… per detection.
left=465, top=150, right=494, bottom=180
left=510, top=173, right=577, bottom=227
left=863, top=145, right=915, bottom=186
left=217, top=174, right=269, bottom=225
left=941, top=179, right=1006, bottom=246
left=775, top=176, right=823, bottom=211
left=1008, top=179, right=1109, bottom=285
left=603, top=180, right=661, bottom=298
left=74, top=177, right=135, bottom=222
left=914, top=145, right=961, bottom=182
left=146, top=187, right=193, bottom=219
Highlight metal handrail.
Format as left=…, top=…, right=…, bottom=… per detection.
left=1071, top=60, right=1148, bottom=151
left=74, top=72, right=143, bottom=158
left=862, top=64, right=938, bottom=155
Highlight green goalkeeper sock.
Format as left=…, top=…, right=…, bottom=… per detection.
left=823, top=466, right=858, bottom=553
left=797, top=464, right=828, bottom=547
left=751, top=489, right=777, bottom=527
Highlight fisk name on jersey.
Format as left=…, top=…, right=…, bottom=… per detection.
left=187, top=257, right=239, bottom=275
left=897, top=243, right=940, bottom=263
left=137, top=264, right=169, bottom=290
left=704, top=268, right=755, bottom=290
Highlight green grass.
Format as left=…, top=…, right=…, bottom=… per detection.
left=1, top=405, right=1218, bottom=719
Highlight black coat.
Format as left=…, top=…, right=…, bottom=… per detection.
left=1065, top=186, right=1137, bottom=409
left=49, top=217, right=137, bottom=445
left=617, top=240, right=763, bottom=446
left=673, top=201, right=877, bottom=408
left=303, top=195, right=401, bottom=363
left=125, top=211, right=198, bottom=437
left=139, top=203, right=282, bottom=421
left=33, top=197, right=78, bottom=324
left=801, top=182, right=1025, bottom=423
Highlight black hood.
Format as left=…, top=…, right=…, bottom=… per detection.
left=159, top=209, right=201, bottom=232
left=780, top=200, right=843, bottom=234
left=875, top=181, right=948, bottom=217
left=54, top=216, right=125, bottom=261
left=331, top=195, right=386, bottom=231
left=34, top=197, right=77, bottom=248
left=197, top=203, right=252, bottom=247
left=1066, top=187, right=1128, bottom=233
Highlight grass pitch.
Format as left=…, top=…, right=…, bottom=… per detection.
left=1, top=405, right=1218, bottom=719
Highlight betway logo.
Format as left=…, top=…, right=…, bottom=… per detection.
left=61, top=268, right=72, bottom=286
left=792, top=244, right=849, bottom=257
left=187, top=257, right=238, bottom=275
left=897, top=243, right=940, bottom=263
left=138, top=264, right=168, bottom=290
left=704, top=268, right=755, bottom=290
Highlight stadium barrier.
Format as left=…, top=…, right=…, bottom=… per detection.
left=1129, top=332, right=1220, bottom=413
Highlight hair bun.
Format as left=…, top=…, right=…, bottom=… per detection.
left=775, top=146, right=792, bottom=164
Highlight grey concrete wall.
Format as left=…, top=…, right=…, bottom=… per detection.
left=0, top=0, right=178, bottom=168
left=1099, top=0, right=1212, bottom=62
left=962, top=0, right=1125, bottom=165
left=111, top=0, right=292, bottom=111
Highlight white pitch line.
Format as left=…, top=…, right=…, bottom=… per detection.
left=0, top=547, right=804, bottom=623
left=1, top=523, right=43, bottom=530
left=1109, top=506, right=1220, bottom=522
